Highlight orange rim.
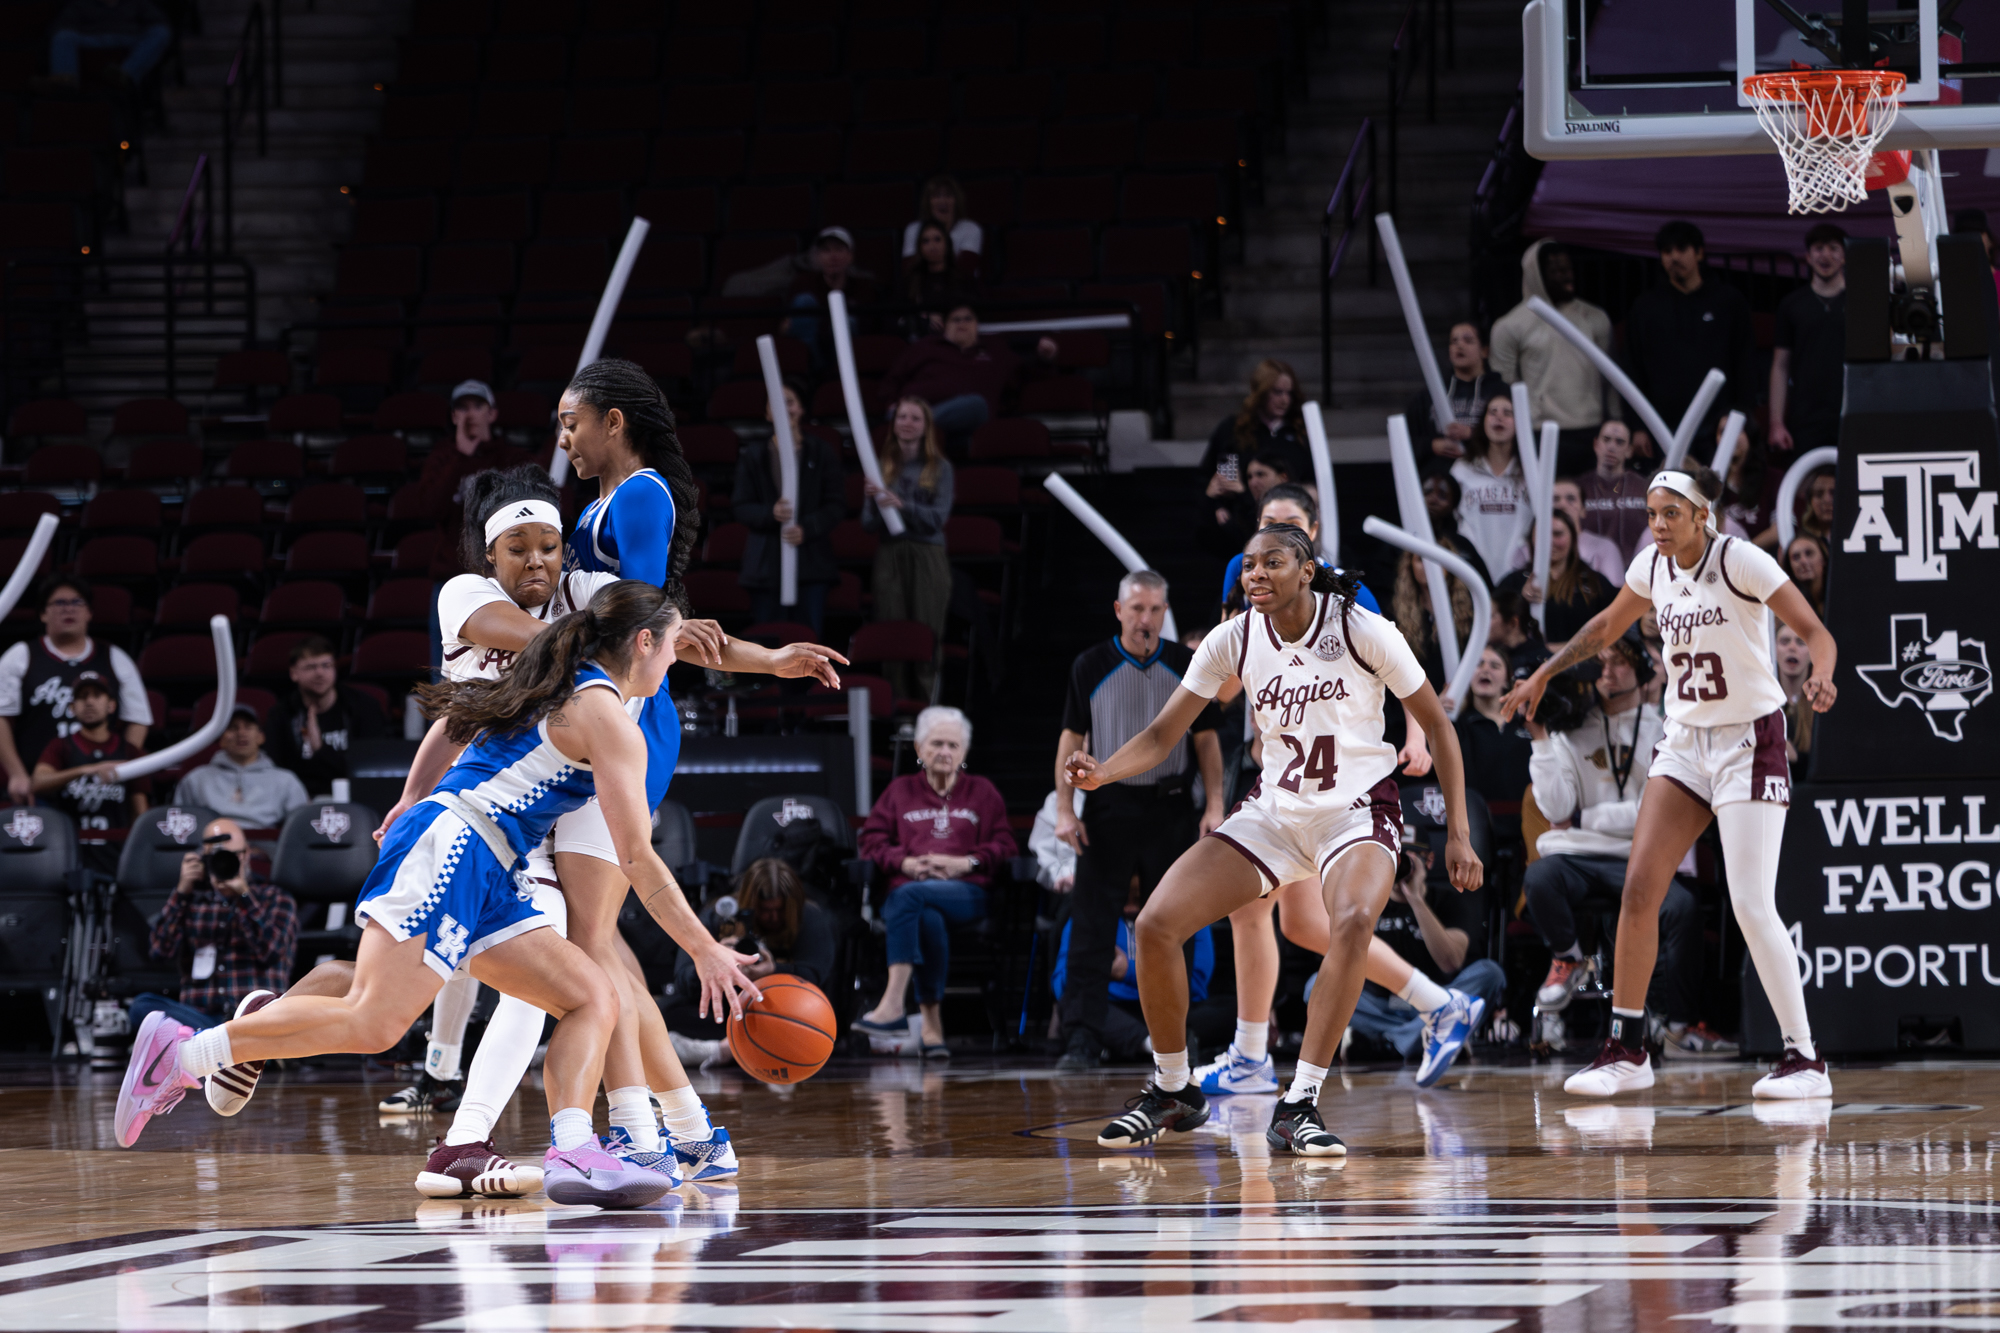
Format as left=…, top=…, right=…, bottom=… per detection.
left=1743, top=69, right=1905, bottom=139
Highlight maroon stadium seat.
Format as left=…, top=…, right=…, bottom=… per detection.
left=1101, top=223, right=1195, bottom=280
left=830, top=519, right=879, bottom=563
left=316, top=349, right=396, bottom=388
left=945, top=515, right=1006, bottom=558
left=629, top=186, right=717, bottom=235
left=284, top=532, right=369, bottom=578
left=705, top=380, right=773, bottom=423
left=538, top=189, right=625, bottom=239
left=519, top=240, right=608, bottom=295
left=212, top=350, right=294, bottom=393
left=729, top=335, right=808, bottom=379
left=572, top=34, right=657, bottom=84
left=126, top=440, right=203, bottom=486
left=650, top=131, right=747, bottom=181
left=845, top=126, right=942, bottom=180
left=335, top=246, right=423, bottom=299
left=618, top=343, right=696, bottom=383
left=225, top=440, right=306, bottom=482
left=138, top=634, right=225, bottom=683
left=180, top=532, right=267, bottom=581
left=951, top=465, right=1022, bottom=509
left=682, top=569, right=750, bottom=615
left=327, top=434, right=408, bottom=480
left=663, top=27, right=746, bottom=79
left=969, top=419, right=1053, bottom=461
left=443, top=190, right=532, bottom=243
left=937, top=19, right=1017, bottom=71
left=75, top=535, right=158, bottom=583
left=285, top=483, right=368, bottom=529
left=571, top=83, right=661, bottom=129
left=1114, top=15, right=1193, bottom=64
left=79, top=489, right=160, bottom=535
left=1024, top=17, right=1106, bottom=68
left=351, top=196, right=438, bottom=246
left=261, top=580, right=347, bottom=628
left=855, top=75, right=948, bottom=121
left=394, top=530, right=442, bottom=572
left=1021, top=174, right=1116, bottom=225
left=0, top=491, right=64, bottom=533
left=454, top=137, right=553, bottom=189
left=1004, top=226, right=1095, bottom=281
left=9, top=398, right=86, bottom=438
left=728, top=184, right=813, bottom=232
left=1064, top=70, right=1158, bottom=119
left=365, top=578, right=434, bottom=625
left=703, top=522, right=748, bottom=565
left=374, top=392, right=451, bottom=432
left=821, top=180, right=909, bottom=230
left=1143, top=115, right=1242, bottom=168
left=267, top=393, right=344, bottom=433
left=1041, top=118, right=1139, bottom=172
left=245, top=632, right=311, bottom=681
left=426, top=242, right=517, bottom=296
left=352, top=631, right=434, bottom=680
left=677, top=423, right=741, bottom=467
left=111, top=398, right=190, bottom=438
left=156, top=583, right=242, bottom=630
left=948, top=122, right=1040, bottom=174
left=22, top=443, right=102, bottom=486
left=557, top=134, right=653, bottom=187
left=413, top=347, right=494, bottom=387
left=1120, top=172, right=1221, bottom=223
left=181, top=485, right=266, bottom=532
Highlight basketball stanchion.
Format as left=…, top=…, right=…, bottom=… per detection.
left=826, top=289, right=902, bottom=537
left=0, top=513, right=58, bottom=621
left=1386, top=414, right=1460, bottom=684
left=1775, top=445, right=1840, bottom=550
left=111, top=616, right=235, bottom=781
left=1363, top=517, right=1491, bottom=717
left=1043, top=474, right=1177, bottom=642
left=756, top=334, right=799, bottom=608
left=1301, top=400, right=1340, bottom=565
left=1375, top=213, right=1455, bottom=435
left=549, top=216, right=651, bottom=486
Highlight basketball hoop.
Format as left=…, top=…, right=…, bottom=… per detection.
left=1743, top=69, right=1906, bottom=214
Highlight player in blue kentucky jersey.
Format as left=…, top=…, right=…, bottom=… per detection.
left=116, top=582, right=766, bottom=1209
left=557, top=357, right=701, bottom=590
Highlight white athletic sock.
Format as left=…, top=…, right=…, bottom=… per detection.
left=1285, top=1059, right=1329, bottom=1105
left=550, top=1107, right=594, bottom=1152
left=444, top=992, right=546, bottom=1147
left=425, top=972, right=480, bottom=1081
left=657, top=1085, right=707, bottom=1140
left=608, top=1086, right=661, bottom=1153
left=1233, top=1019, right=1268, bottom=1062
left=179, top=1026, right=232, bottom=1080
left=1153, top=1048, right=1191, bottom=1092
left=1718, top=801, right=1816, bottom=1061
left=1398, top=972, right=1450, bottom=1014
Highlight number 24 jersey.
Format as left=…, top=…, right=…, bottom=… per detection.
left=1183, top=592, right=1426, bottom=815
left=1628, top=535, right=1788, bottom=729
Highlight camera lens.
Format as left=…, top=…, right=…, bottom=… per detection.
left=206, top=848, right=241, bottom=882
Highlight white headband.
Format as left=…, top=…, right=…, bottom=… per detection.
left=485, top=500, right=564, bottom=546
left=1649, top=470, right=1719, bottom=534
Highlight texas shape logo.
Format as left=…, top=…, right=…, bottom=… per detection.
left=1856, top=613, right=1993, bottom=741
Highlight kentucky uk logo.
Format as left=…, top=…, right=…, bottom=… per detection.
left=1842, top=451, right=1999, bottom=581
left=1857, top=614, right=1993, bottom=741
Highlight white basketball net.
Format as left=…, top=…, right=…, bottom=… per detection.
left=1745, top=71, right=1905, bottom=214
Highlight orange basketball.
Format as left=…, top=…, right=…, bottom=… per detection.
left=727, top=973, right=837, bottom=1084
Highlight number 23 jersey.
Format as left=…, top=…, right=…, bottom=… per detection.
left=1628, top=535, right=1787, bottom=729
left=1183, top=592, right=1426, bottom=815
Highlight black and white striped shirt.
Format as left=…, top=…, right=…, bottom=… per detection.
left=1061, top=637, right=1218, bottom=787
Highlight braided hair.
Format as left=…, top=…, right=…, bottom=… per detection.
left=1249, top=523, right=1361, bottom=601
left=564, top=358, right=700, bottom=587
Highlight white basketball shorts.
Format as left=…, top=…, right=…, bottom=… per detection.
left=1648, top=709, right=1791, bottom=810
left=1206, top=774, right=1403, bottom=892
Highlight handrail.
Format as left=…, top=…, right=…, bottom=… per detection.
left=165, top=153, right=209, bottom=253
left=1385, top=0, right=1453, bottom=219
left=221, top=2, right=269, bottom=254
left=1319, top=118, right=1378, bottom=403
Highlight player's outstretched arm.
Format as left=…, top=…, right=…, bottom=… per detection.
left=693, top=634, right=850, bottom=689
left=1767, top=581, right=1839, bottom=713
left=1401, top=681, right=1483, bottom=893
left=1064, top=687, right=1210, bottom=791
left=1497, top=584, right=1651, bottom=722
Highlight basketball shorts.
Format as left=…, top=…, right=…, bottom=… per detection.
left=356, top=801, right=562, bottom=979
left=1206, top=774, right=1403, bottom=892
left=1649, top=710, right=1790, bottom=809
left=552, top=797, right=618, bottom=865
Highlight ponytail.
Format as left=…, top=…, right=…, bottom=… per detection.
left=565, top=358, right=701, bottom=586
left=415, top=579, right=681, bottom=744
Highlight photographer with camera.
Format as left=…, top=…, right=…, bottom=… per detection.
left=1521, top=632, right=1735, bottom=1059
left=130, top=818, right=299, bottom=1033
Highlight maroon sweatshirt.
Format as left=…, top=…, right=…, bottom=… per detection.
left=882, top=336, right=1026, bottom=416
left=859, top=772, right=1017, bottom=889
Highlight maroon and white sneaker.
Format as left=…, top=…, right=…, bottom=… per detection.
left=1563, top=1038, right=1655, bottom=1097
left=1752, top=1047, right=1832, bottom=1099
left=205, top=989, right=277, bottom=1116
left=415, top=1138, right=546, bottom=1199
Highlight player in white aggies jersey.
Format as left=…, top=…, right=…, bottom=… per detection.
left=1067, top=525, right=1481, bottom=1157
left=1503, top=467, right=1839, bottom=1101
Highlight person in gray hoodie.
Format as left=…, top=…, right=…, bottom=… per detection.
left=172, top=705, right=310, bottom=830
left=1488, top=239, right=1621, bottom=477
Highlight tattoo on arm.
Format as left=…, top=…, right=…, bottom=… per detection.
left=1543, top=623, right=1608, bottom=676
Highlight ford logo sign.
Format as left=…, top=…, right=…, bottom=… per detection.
left=1901, top=659, right=1993, bottom=694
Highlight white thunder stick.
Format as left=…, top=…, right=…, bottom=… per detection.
left=827, top=289, right=902, bottom=536
left=1663, top=369, right=1728, bottom=471
left=1376, top=213, right=1454, bottom=434
left=1776, top=446, right=1839, bottom=551
left=1362, top=518, right=1492, bottom=720
left=1044, top=473, right=1178, bottom=642
left=756, top=335, right=800, bottom=607
left=1710, top=410, right=1747, bottom=494
left=1509, top=380, right=1534, bottom=459
left=1301, top=400, right=1339, bottom=565
left=1530, top=420, right=1559, bottom=634
left=1526, top=295, right=1679, bottom=456
left=113, top=617, right=235, bottom=781
left=550, top=216, right=652, bottom=485
left=1387, top=414, right=1460, bottom=683
left=0, top=513, right=58, bottom=621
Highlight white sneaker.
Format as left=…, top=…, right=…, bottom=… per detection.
left=205, top=990, right=277, bottom=1116
left=1193, top=1044, right=1279, bottom=1095
left=1563, top=1038, right=1655, bottom=1097
left=1658, top=1021, right=1741, bottom=1061
left=1752, top=1048, right=1832, bottom=1099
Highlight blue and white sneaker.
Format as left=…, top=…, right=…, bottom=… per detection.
left=1193, top=1043, right=1280, bottom=1095
left=605, top=1125, right=685, bottom=1186
left=1415, top=990, right=1485, bottom=1087
left=671, top=1120, right=740, bottom=1181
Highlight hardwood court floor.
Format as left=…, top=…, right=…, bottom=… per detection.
left=0, top=1054, right=1994, bottom=1330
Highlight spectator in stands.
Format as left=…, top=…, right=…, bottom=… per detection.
left=1390, top=539, right=1478, bottom=695
left=1455, top=646, right=1533, bottom=819
left=1451, top=392, right=1529, bottom=577
left=1352, top=827, right=1502, bottom=1061
left=0, top=575, right=151, bottom=806
left=1051, top=915, right=1222, bottom=1062
left=735, top=383, right=845, bottom=635
left=864, top=398, right=954, bottom=703
left=1624, top=220, right=1758, bottom=445
left=416, top=380, right=530, bottom=579
left=1523, top=634, right=1732, bottom=1059
left=903, top=220, right=977, bottom=327
left=1576, top=419, right=1651, bottom=561
left=32, top=671, right=147, bottom=872
left=1775, top=623, right=1817, bottom=763
left=1508, top=478, right=1625, bottom=585
left=1498, top=510, right=1613, bottom=649
left=666, top=856, right=838, bottom=1069
left=1028, top=787, right=1084, bottom=892
left=1795, top=465, right=1837, bottom=547
left=1782, top=532, right=1830, bottom=619
left=1488, top=586, right=1547, bottom=675
left=1769, top=222, right=1847, bottom=454
left=263, top=636, right=388, bottom=797
left=1719, top=428, right=1779, bottom=549
left=901, top=175, right=982, bottom=265
left=1410, top=322, right=1506, bottom=461
left=786, top=226, right=878, bottom=372
left=854, top=706, right=1017, bottom=1059
left=1198, top=359, right=1308, bottom=557
left=130, top=816, right=298, bottom=1032
left=1490, top=241, right=1620, bottom=476
left=880, top=302, right=1058, bottom=451
left=45, top=0, right=171, bottom=88
left=171, top=705, right=310, bottom=829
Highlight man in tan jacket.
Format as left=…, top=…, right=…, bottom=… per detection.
left=1489, top=239, right=1621, bottom=476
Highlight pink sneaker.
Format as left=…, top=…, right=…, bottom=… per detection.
left=115, top=1010, right=201, bottom=1147
left=542, top=1141, right=677, bottom=1209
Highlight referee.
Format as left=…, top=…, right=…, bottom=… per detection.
left=1053, top=570, right=1224, bottom=1070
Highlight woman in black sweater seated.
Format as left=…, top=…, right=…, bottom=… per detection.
left=1495, top=507, right=1613, bottom=650
left=663, top=857, right=837, bottom=1068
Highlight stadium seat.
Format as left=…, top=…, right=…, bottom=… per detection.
left=945, top=514, right=1006, bottom=558
left=830, top=519, right=879, bottom=563
left=22, top=443, right=102, bottom=487
left=261, top=580, right=348, bottom=629
left=1041, top=118, right=1138, bottom=172
left=74, top=535, right=158, bottom=586
left=968, top=419, right=1053, bottom=462
left=245, top=632, right=312, bottom=682
left=1021, top=174, right=1116, bottom=225
left=267, top=393, right=344, bottom=434
left=284, top=483, right=369, bottom=532
left=0, top=805, right=78, bottom=1032
left=539, top=189, right=626, bottom=239
left=365, top=577, right=434, bottom=627
left=212, top=349, right=294, bottom=396
left=729, top=793, right=856, bottom=876
left=682, top=569, right=750, bottom=615
left=519, top=240, right=608, bottom=295
left=179, top=532, right=268, bottom=587
left=336, top=246, right=423, bottom=299
left=351, top=196, right=438, bottom=246
left=703, top=522, right=748, bottom=566
left=181, top=485, right=266, bottom=534
left=126, top=440, right=204, bottom=486
left=284, top=532, right=370, bottom=580
left=78, top=489, right=158, bottom=535
left=705, top=380, right=774, bottom=423
left=225, top=440, right=306, bottom=483
left=728, top=184, right=813, bottom=232
left=1102, top=223, right=1195, bottom=280
left=327, top=435, right=408, bottom=482
left=0, top=491, right=63, bottom=534
left=1004, top=226, right=1095, bottom=281
left=351, top=631, right=433, bottom=681
left=110, top=398, right=190, bottom=439
left=8, top=398, right=86, bottom=440
left=155, top=583, right=241, bottom=631
left=374, top=393, right=451, bottom=433
left=1063, top=70, right=1158, bottom=118
left=393, top=530, right=442, bottom=573
left=651, top=131, right=747, bottom=182
left=138, top=632, right=228, bottom=682
left=1018, top=376, right=1097, bottom=414
left=274, top=801, right=381, bottom=961
left=414, top=348, right=494, bottom=388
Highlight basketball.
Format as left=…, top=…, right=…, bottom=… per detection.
left=727, top=974, right=837, bottom=1085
